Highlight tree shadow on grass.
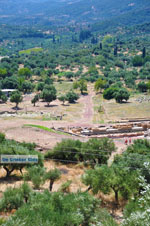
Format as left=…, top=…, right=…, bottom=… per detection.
left=119, top=100, right=131, bottom=104
left=81, top=92, right=88, bottom=96
left=62, top=104, right=70, bottom=106
left=12, top=106, right=23, bottom=111
left=44, top=104, right=58, bottom=107
left=0, top=175, right=23, bottom=184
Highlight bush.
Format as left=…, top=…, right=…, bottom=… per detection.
left=24, top=166, right=46, bottom=189
left=44, top=168, right=61, bottom=191
left=45, top=138, right=116, bottom=165
left=0, top=132, right=5, bottom=143
left=4, top=192, right=111, bottom=226
left=0, top=183, right=31, bottom=212
left=132, top=56, right=144, bottom=67
left=66, top=91, right=79, bottom=103
left=103, top=87, right=119, bottom=100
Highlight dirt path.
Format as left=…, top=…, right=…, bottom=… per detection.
left=69, top=86, right=94, bottom=127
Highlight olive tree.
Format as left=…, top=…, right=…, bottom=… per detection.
left=10, top=91, right=23, bottom=109
left=44, top=168, right=61, bottom=191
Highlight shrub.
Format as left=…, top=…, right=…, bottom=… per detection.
left=0, top=183, right=31, bottom=212
left=45, top=138, right=116, bottom=166
left=0, top=132, right=5, bottom=143
left=44, top=168, right=61, bottom=191
left=66, top=91, right=79, bottom=103
left=24, top=166, right=46, bottom=189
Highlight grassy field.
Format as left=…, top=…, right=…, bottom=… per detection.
left=92, top=94, right=105, bottom=124
left=23, top=124, right=70, bottom=136
left=93, top=93, right=150, bottom=123
left=19, top=47, right=43, bottom=55
left=54, top=81, right=73, bottom=95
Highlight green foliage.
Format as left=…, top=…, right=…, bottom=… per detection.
left=4, top=191, right=113, bottom=226
left=114, top=88, right=130, bottom=103
left=0, top=68, right=7, bottom=79
left=0, top=90, right=7, bottom=103
left=36, top=82, right=45, bottom=91
left=10, top=91, right=23, bottom=108
left=2, top=76, right=18, bottom=89
left=19, top=47, right=43, bottom=55
left=73, top=79, right=87, bottom=94
left=103, top=87, right=119, bottom=100
left=65, top=90, right=79, bottom=103
left=31, top=94, right=39, bottom=106
left=0, top=132, right=5, bottom=143
left=25, top=166, right=46, bottom=189
left=58, top=95, right=67, bottom=105
left=44, top=168, right=61, bottom=191
left=24, top=124, right=68, bottom=136
left=0, top=138, right=43, bottom=177
left=0, top=94, right=8, bottom=103
left=46, top=138, right=116, bottom=165
left=138, top=81, right=148, bottom=92
left=122, top=164, right=150, bottom=226
left=114, top=139, right=150, bottom=188
left=59, top=180, right=72, bottom=193
left=82, top=164, right=138, bottom=204
left=22, top=81, right=34, bottom=93
left=41, top=85, right=57, bottom=106
left=0, top=183, right=31, bottom=212
left=79, top=30, right=91, bottom=42
left=94, top=78, right=106, bottom=92
left=18, top=68, right=32, bottom=79
left=132, top=56, right=144, bottom=67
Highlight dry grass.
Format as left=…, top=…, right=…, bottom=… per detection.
left=104, top=95, right=150, bottom=121
left=0, top=160, right=87, bottom=194
left=92, top=93, right=106, bottom=123
left=93, top=93, right=150, bottom=123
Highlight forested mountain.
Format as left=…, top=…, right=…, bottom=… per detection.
left=0, top=0, right=149, bottom=26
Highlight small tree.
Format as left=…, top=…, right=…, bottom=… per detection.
left=0, top=90, right=7, bottom=103
left=25, top=165, right=46, bottom=189
left=18, top=68, right=32, bottom=79
left=66, top=91, right=79, bottom=103
left=73, top=80, right=87, bottom=94
left=36, top=82, right=45, bottom=91
left=41, top=85, right=57, bottom=106
left=103, top=87, right=119, bottom=100
left=59, top=180, right=72, bottom=193
left=114, top=88, right=130, bottom=103
left=58, top=95, right=67, bottom=105
left=22, top=81, right=34, bottom=94
left=94, top=78, right=106, bottom=93
left=147, top=81, right=150, bottom=93
left=10, top=91, right=23, bottom=109
left=44, top=168, right=61, bottom=191
left=31, top=94, right=39, bottom=106
left=82, top=164, right=138, bottom=205
left=138, top=82, right=148, bottom=92
left=0, top=183, right=32, bottom=212
left=132, top=56, right=144, bottom=67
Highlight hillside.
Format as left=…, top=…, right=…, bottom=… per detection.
left=0, top=0, right=149, bottom=26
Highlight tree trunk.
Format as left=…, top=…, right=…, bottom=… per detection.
left=49, top=180, right=54, bottom=191
left=86, top=185, right=92, bottom=192
left=4, top=166, right=14, bottom=178
left=114, top=190, right=119, bottom=205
